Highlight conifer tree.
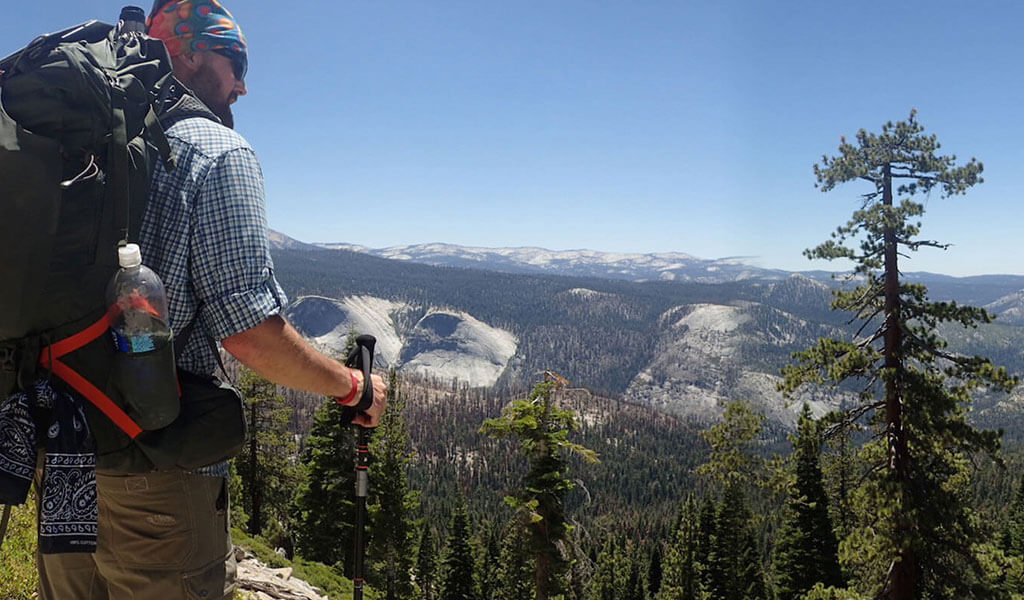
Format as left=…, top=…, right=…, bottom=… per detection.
left=696, top=401, right=767, bottom=489
left=235, top=367, right=302, bottom=537
left=439, top=498, right=477, bottom=600
left=476, top=525, right=502, bottom=600
left=586, top=537, right=626, bottom=600
left=707, top=483, right=766, bottom=600
left=647, top=543, right=663, bottom=599
left=820, top=411, right=856, bottom=540
left=368, top=369, right=418, bottom=599
left=624, top=555, right=645, bottom=600
left=1004, top=476, right=1024, bottom=559
left=695, top=496, right=716, bottom=594
left=657, top=498, right=705, bottom=600
left=292, top=399, right=357, bottom=572
left=781, top=111, right=1019, bottom=599
left=495, top=523, right=536, bottom=600
left=480, top=372, right=599, bottom=600
left=773, top=405, right=843, bottom=600
left=416, top=523, right=440, bottom=600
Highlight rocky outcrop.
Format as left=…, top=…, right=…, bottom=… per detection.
left=235, top=547, right=329, bottom=600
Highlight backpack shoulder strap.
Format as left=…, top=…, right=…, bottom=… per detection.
left=156, top=77, right=221, bottom=129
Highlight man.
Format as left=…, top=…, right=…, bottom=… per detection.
left=35, top=2, right=387, bottom=598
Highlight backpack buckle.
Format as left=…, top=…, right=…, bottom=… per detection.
left=0, top=342, right=18, bottom=396
left=0, top=343, right=16, bottom=372
left=0, top=339, right=40, bottom=394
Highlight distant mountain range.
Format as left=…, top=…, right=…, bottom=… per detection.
left=267, top=231, right=1024, bottom=431
left=269, top=231, right=1024, bottom=303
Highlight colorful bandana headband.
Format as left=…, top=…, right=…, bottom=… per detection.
left=147, top=0, right=247, bottom=79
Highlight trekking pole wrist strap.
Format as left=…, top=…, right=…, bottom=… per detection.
left=336, top=370, right=361, bottom=407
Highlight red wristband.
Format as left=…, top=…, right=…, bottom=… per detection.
left=336, top=370, right=360, bottom=406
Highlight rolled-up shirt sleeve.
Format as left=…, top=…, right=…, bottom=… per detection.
left=189, top=147, right=289, bottom=340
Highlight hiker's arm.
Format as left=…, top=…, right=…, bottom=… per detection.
left=221, top=315, right=387, bottom=426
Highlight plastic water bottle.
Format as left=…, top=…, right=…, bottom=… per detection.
left=106, top=243, right=179, bottom=429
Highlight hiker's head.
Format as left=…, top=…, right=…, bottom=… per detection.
left=147, top=0, right=247, bottom=128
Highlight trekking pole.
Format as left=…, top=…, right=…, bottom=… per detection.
left=0, top=505, right=11, bottom=552
left=342, top=335, right=376, bottom=600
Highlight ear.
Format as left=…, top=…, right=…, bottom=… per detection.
left=169, top=52, right=203, bottom=78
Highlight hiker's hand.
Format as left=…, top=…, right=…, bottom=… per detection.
left=352, top=373, right=388, bottom=428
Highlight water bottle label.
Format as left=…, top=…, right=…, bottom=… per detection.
left=111, top=330, right=157, bottom=353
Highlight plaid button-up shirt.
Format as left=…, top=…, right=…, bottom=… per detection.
left=139, top=115, right=288, bottom=376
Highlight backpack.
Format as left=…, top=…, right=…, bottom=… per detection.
left=0, top=12, right=243, bottom=472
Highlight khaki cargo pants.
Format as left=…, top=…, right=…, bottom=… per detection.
left=36, top=469, right=236, bottom=600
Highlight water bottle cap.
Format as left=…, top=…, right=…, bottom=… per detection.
left=119, top=6, right=146, bottom=23
left=118, top=244, right=143, bottom=268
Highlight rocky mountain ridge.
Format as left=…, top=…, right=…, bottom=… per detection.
left=271, top=231, right=1024, bottom=296
left=268, top=236, right=1024, bottom=430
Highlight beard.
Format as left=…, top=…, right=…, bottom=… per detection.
left=185, top=62, right=236, bottom=129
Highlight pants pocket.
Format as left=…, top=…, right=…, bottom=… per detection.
left=98, top=470, right=196, bottom=569
left=183, top=551, right=237, bottom=600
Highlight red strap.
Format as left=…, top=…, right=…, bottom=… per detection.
left=44, top=313, right=112, bottom=359
left=39, top=314, right=144, bottom=439
left=49, top=359, right=143, bottom=439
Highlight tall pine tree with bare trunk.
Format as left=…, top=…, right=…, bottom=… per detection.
left=781, top=111, right=1019, bottom=599
left=480, top=372, right=598, bottom=600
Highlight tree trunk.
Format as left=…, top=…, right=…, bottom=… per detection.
left=249, top=402, right=262, bottom=536
left=882, top=163, right=916, bottom=599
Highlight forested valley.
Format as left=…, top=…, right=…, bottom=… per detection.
left=4, top=115, right=1024, bottom=600
left=225, top=112, right=1024, bottom=600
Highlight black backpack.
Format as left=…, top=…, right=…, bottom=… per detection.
left=0, top=12, right=232, bottom=472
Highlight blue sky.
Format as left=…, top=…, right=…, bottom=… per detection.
left=4, top=2, right=1022, bottom=276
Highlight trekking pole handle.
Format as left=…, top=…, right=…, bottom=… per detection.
left=341, top=335, right=376, bottom=425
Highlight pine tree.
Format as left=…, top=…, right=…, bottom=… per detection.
left=820, top=410, right=856, bottom=541
left=696, top=401, right=766, bottom=489
left=495, top=523, right=535, bottom=600
left=695, top=496, right=716, bottom=594
left=235, top=367, right=302, bottom=538
left=657, top=498, right=705, bottom=600
left=624, top=554, right=646, bottom=600
left=773, top=405, right=843, bottom=600
left=368, top=369, right=418, bottom=599
left=646, top=543, right=663, bottom=599
left=586, top=537, right=625, bottom=600
left=480, top=373, right=599, bottom=600
left=1004, top=476, right=1024, bottom=558
left=439, top=498, right=477, bottom=600
left=781, top=111, right=1019, bottom=599
left=707, top=483, right=766, bottom=600
left=416, top=523, right=440, bottom=600
left=476, top=525, right=502, bottom=600
left=292, top=400, right=357, bottom=572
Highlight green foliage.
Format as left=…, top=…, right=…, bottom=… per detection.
left=439, top=498, right=478, bottom=600
left=657, top=498, right=707, bottom=600
left=0, top=502, right=38, bottom=599
left=481, top=374, right=600, bottom=599
left=707, top=483, right=767, bottom=600
left=696, top=401, right=766, bottom=487
left=494, top=523, right=535, bottom=600
left=416, top=523, right=440, bottom=600
left=231, top=527, right=373, bottom=599
left=368, top=369, right=418, bottom=599
left=799, top=584, right=865, bottom=600
left=292, top=398, right=357, bottom=572
left=476, top=525, right=502, bottom=600
left=782, top=111, right=1020, bottom=599
left=773, top=405, right=843, bottom=600
left=236, top=367, right=303, bottom=539
left=1005, top=476, right=1024, bottom=558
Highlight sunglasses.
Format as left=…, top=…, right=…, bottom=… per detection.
left=212, top=49, right=247, bottom=81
